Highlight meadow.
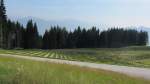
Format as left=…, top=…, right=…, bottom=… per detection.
left=0, top=56, right=149, bottom=84
left=0, top=46, right=150, bottom=68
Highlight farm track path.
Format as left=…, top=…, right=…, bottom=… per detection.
left=0, top=54, right=150, bottom=80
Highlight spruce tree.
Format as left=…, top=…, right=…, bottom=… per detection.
left=33, top=23, right=39, bottom=48
left=0, top=0, right=6, bottom=21
left=0, top=0, right=7, bottom=48
left=24, top=20, right=34, bottom=49
left=43, top=30, right=49, bottom=49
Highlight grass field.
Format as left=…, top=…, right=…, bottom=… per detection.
left=0, top=56, right=149, bottom=84
left=0, top=46, right=150, bottom=68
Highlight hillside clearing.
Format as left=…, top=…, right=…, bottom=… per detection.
left=0, top=47, right=150, bottom=68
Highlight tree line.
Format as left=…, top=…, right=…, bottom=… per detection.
left=43, top=27, right=148, bottom=49
left=0, top=0, right=148, bottom=49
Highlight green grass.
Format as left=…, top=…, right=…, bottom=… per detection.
left=0, top=46, right=150, bottom=68
left=0, top=56, right=149, bottom=84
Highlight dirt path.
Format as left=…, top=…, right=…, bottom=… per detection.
left=0, top=54, right=150, bottom=80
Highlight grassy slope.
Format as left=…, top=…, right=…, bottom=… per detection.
left=0, top=46, right=150, bottom=68
left=0, top=56, right=149, bottom=84
left=53, top=46, right=150, bottom=67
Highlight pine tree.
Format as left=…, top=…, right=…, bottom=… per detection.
left=0, top=0, right=7, bottom=48
left=43, top=30, right=49, bottom=49
left=15, top=22, right=25, bottom=48
left=24, top=20, right=34, bottom=49
left=74, top=26, right=81, bottom=48
left=0, top=0, right=6, bottom=21
left=33, top=23, right=39, bottom=48
left=24, top=20, right=40, bottom=49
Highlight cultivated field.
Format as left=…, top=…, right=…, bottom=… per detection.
left=0, top=56, right=149, bottom=84
left=0, top=46, right=150, bottom=68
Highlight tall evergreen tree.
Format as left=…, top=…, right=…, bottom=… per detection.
left=24, top=20, right=34, bottom=48
left=0, top=0, right=6, bottom=21
left=0, top=0, right=7, bottom=48
left=74, top=26, right=82, bottom=48
left=66, top=32, right=74, bottom=48
left=43, top=30, right=49, bottom=49
left=33, top=23, right=39, bottom=48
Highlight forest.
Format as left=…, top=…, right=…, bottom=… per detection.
left=0, top=0, right=148, bottom=49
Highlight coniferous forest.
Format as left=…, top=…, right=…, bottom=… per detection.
left=0, top=0, right=148, bottom=49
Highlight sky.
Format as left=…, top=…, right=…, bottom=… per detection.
left=5, top=0, right=150, bottom=27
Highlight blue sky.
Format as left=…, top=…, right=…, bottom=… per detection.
left=5, top=0, right=150, bottom=27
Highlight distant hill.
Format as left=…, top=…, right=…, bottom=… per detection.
left=10, top=16, right=97, bottom=35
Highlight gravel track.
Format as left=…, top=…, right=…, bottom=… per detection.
left=0, top=54, right=150, bottom=80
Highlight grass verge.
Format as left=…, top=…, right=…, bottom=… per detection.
left=0, top=56, right=149, bottom=84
